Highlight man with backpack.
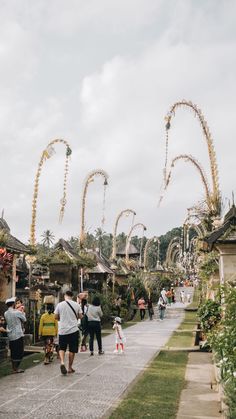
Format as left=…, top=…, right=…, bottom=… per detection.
left=54, top=290, right=82, bottom=375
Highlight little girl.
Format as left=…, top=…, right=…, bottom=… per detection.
left=113, top=317, right=126, bottom=354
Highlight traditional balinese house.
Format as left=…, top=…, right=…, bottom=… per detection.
left=0, top=217, right=29, bottom=313
left=84, top=250, right=114, bottom=293
left=116, top=243, right=140, bottom=260
left=204, top=204, right=236, bottom=288
left=49, top=239, right=80, bottom=295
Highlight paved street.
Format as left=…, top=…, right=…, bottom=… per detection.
left=0, top=305, right=184, bottom=419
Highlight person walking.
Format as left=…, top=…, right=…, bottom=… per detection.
left=80, top=298, right=89, bottom=352
left=113, top=317, right=126, bottom=354
left=137, top=296, right=146, bottom=320
left=157, top=295, right=167, bottom=321
left=115, top=296, right=122, bottom=317
left=171, top=287, right=176, bottom=303
left=87, top=296, right=104, bottom=356
left=166, top=289, right=172, bottom=305
left=39, top=304, right=58, bottom=365
left=180, top=290, right=185, bottom=304
left=161, top=288, right=168, bottom=304
left=4, top=297, right=26, bottom=373
left=147, top=298, right=154, bottom=320
left=54, top=290, right=82, bottom=375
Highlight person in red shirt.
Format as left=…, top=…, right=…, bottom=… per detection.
left=137, top=297, right=146, bottom=320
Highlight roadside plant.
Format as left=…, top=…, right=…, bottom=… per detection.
left=198, top=299, right=221, bottom=333
left=207, top=286, right=236, bottom=418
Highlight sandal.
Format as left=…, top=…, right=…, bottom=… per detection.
left=60, top=364, right=67, bottom=375
left=12, top=369, right=25, bottom=374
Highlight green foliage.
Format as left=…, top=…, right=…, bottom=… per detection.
left=67, top=236, right=79, bottom=252
left=198, top=299, right=221, bottom=333
left=50, top=250, right=74, bottom=265
left=210, top=287, right=236, bottom=417
left=202, top=287, right=236, bottom=417
left=159, top=227, right=182, bottom=263
left=0, top=231, right=8, bottom=247
left=198, top=252, right=219, bottom=283
left=77, top=252, right=97, bottom=268
left=41, top=230, right=55, bottom=248
left=128, top=273, right=148, bottom=300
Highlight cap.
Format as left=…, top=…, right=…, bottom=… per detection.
left=5, top=297, right=16, bottom=304
left=114, top=317, right=121, bottom=323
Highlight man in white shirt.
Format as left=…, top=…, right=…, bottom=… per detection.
left=4, top=297, right=26, bottom=373
left=54, top=290, right=82, bottom=375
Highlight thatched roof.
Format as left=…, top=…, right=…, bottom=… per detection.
left=205, top=205, right=236, bottom=251
left=54, top=238, right=78, bottom=259
left=86, top=250, right=114, bottom=274
left=116, top=243, right=140, bottom=257
left=0, top=218, right=29, bottom=254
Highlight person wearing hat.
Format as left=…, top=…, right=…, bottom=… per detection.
left=4, top=297, right=26, bottom=373
left=113, top=316, right=126, bottom=354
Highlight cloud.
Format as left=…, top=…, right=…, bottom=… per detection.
left=0, top=0, right=235, bottom=244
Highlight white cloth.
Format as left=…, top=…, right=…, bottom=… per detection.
left=161, top=289, right=167, bottom=303
left=54, top=300, right=82, bottom=335
left=113, top=323, right=126, bottom=344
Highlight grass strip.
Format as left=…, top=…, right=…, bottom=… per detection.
left=109, top=350, right=188, bottom=419
left=166, top=308, right=197, bottom=348
left=0, top=352, right=44, bottom=378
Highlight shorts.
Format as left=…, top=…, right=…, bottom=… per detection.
left=59, top=331, right=79, bottom=353
left=9, top=337, right=24, bottom=362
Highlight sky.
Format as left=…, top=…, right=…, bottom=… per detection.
left=0, top=0, right=235, bottom=244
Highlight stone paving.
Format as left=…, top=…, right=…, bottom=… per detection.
left=0, top=304, right=184, bottom=419
left=176, top=352, right=222, bottom=419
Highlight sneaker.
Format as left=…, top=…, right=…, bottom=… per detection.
left=90, top=352, right=94, bottom=356
left=60, top=364, right=67, bottom=375
left=120, top=350, right=124, bottom=354
left=98, top=350, right=105, bottom=355
left=113, top=349, right=118, bottom=354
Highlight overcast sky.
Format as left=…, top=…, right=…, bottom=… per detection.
left=0, top=0, right=235, bottom=244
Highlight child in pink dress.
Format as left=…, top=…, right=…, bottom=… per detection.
left=113, top=317, right=126, bottom=354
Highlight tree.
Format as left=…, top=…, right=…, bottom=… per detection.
left=41, top=230, right=55, bottom=248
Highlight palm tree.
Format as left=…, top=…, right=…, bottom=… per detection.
left=41, top=230, right=55, bottom=248
left=95, top=227, right=104, bottom=255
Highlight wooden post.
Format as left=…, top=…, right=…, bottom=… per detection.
left=11, top=254, right=17, bottom=297
left=80, top=268, right=84, bottom=292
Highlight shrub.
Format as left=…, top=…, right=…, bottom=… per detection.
left=207, top=287, right=236, bottom=418
left=198, top=299, right=221, bottom=333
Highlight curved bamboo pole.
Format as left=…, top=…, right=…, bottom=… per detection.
left=80, top=169, right=109, bottom=247
left=111, top=209, right=136, bottom=261
left=143, top=236, right=160, bottom=271
left=30, top=139, right=72, bottom=246
left=125, top=223, right=147, bottom=265
left=165, top=236, right=181, bottom=267
left=164, top=154, right=213, bottom=213
left=183, top=211, right=207, bottom=237
left=164, top=100, right=220, bottom=203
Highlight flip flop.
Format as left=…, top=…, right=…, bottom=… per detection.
left=68, top=368, right=75, bottom=374
left=12, top=369, right=25, bottom=374
left=60, top=364, right=67, bottom=375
